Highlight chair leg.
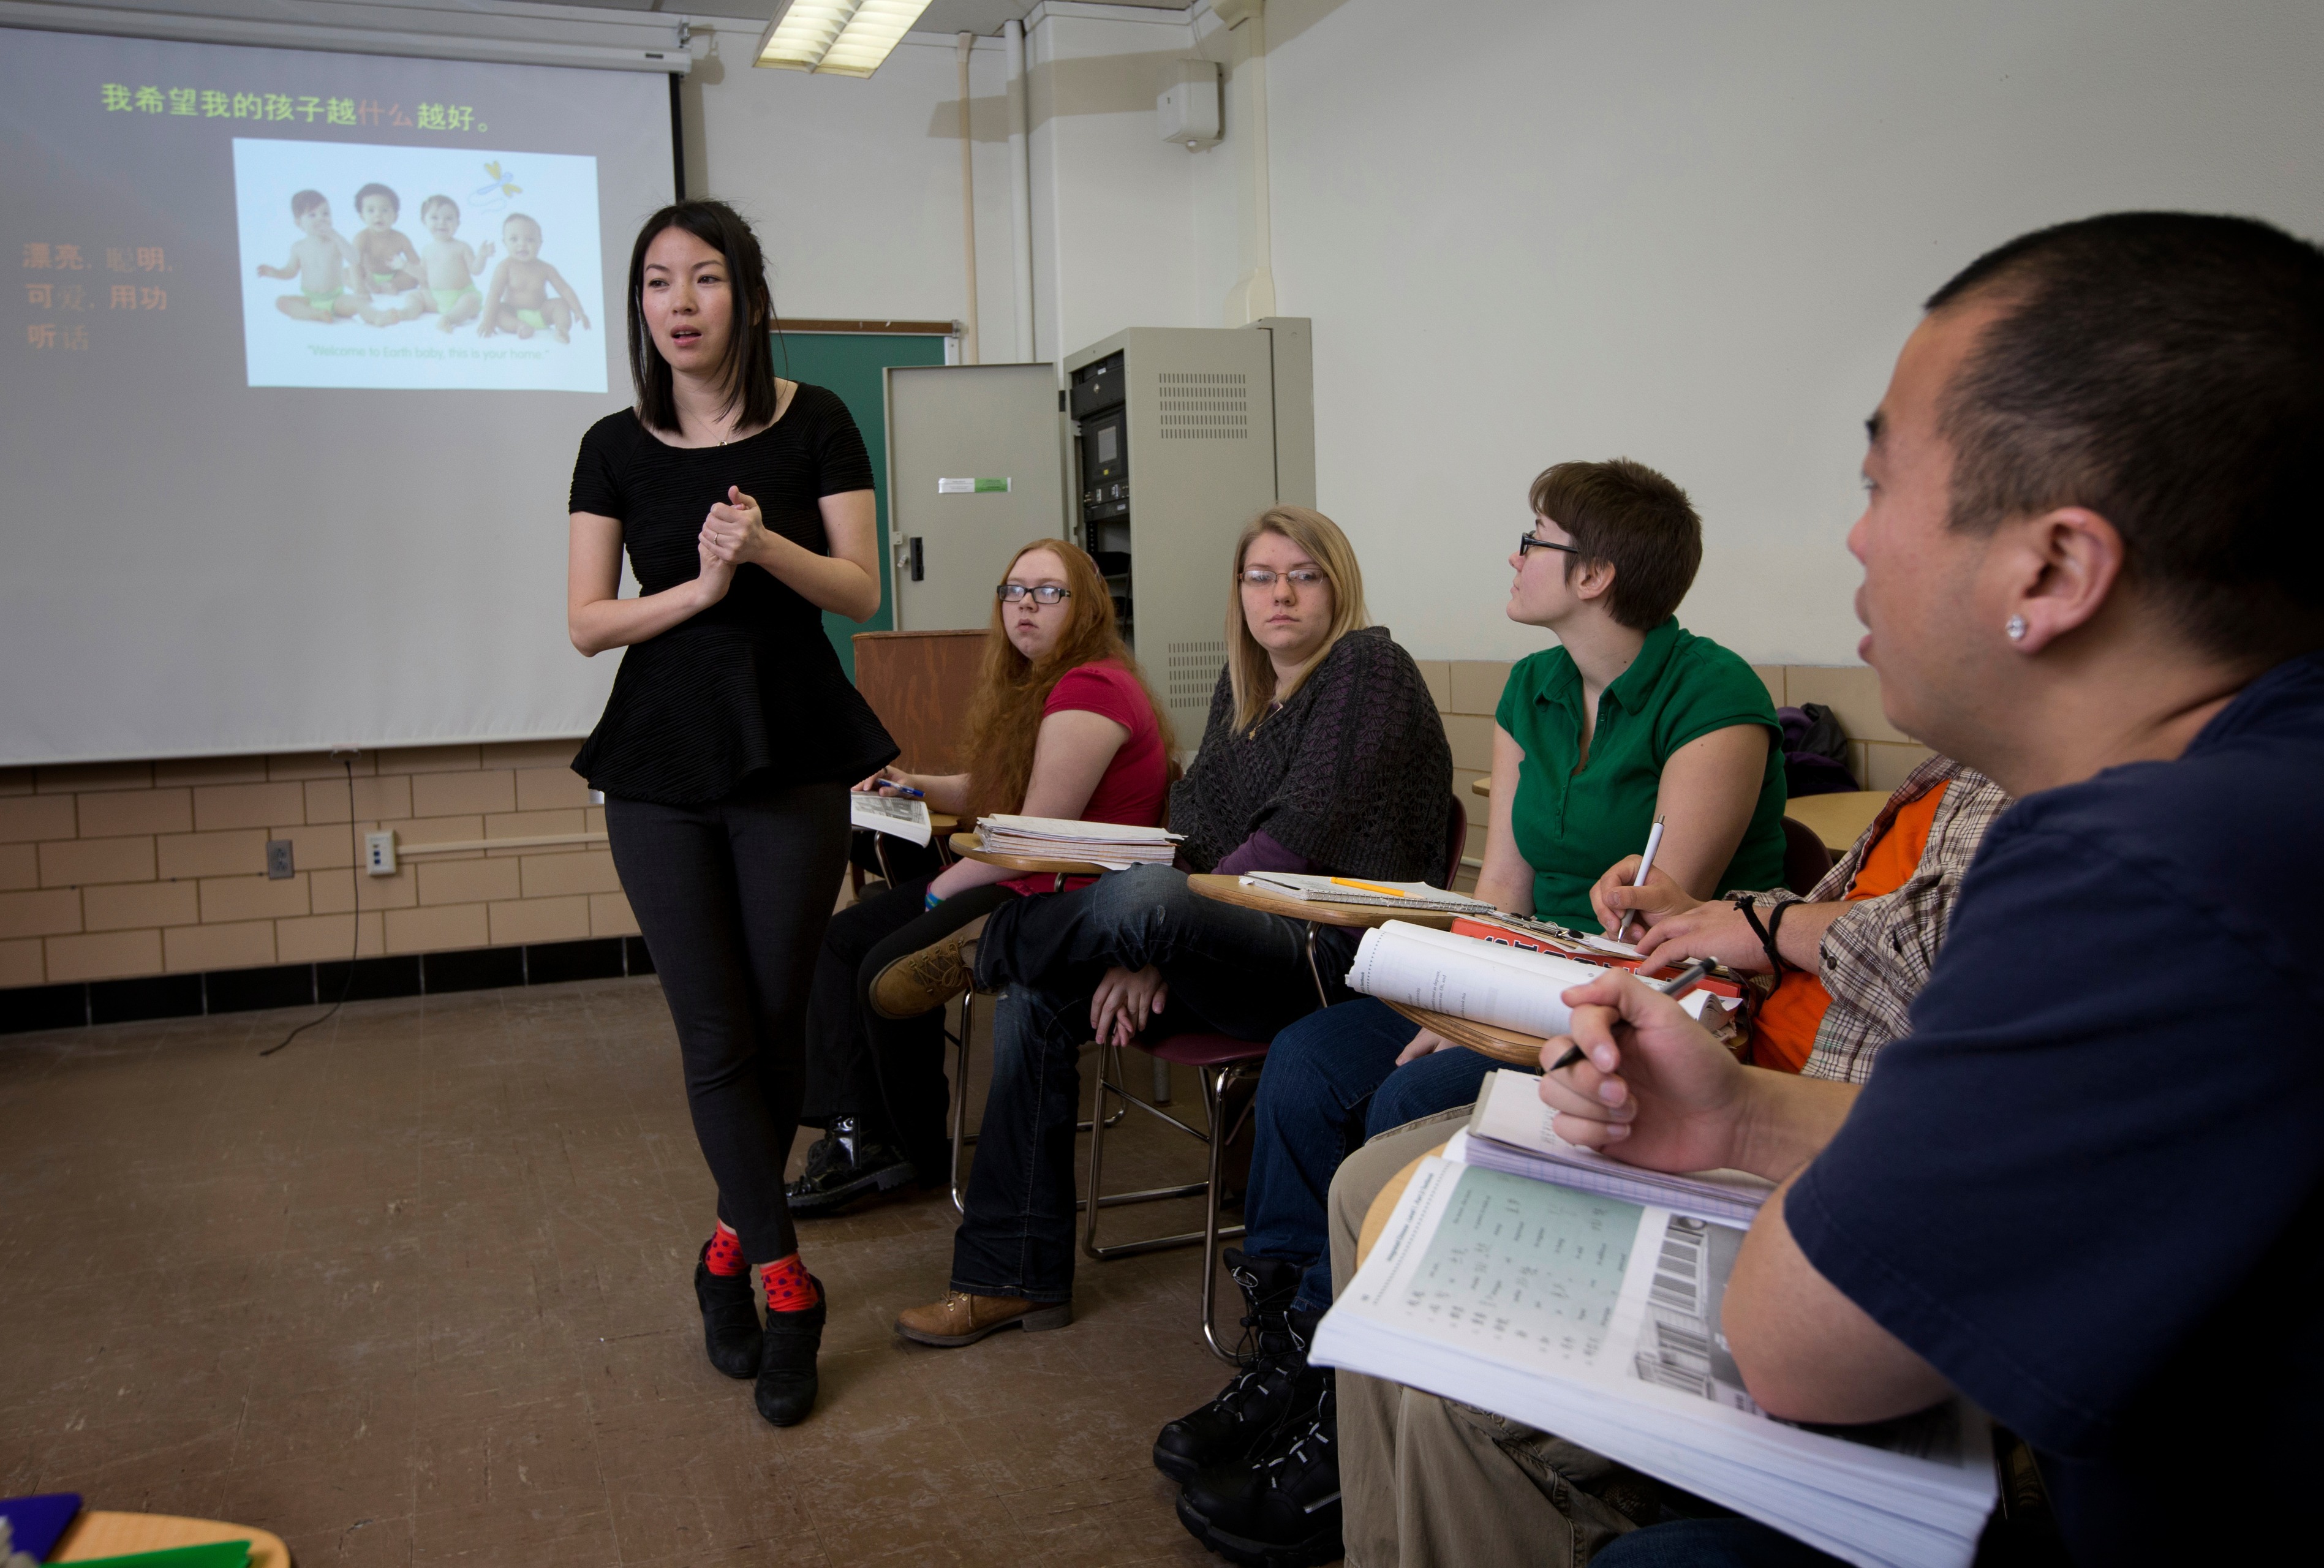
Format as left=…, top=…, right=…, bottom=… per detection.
left=949, top=989, right=976, bottom=1217
left=1081, top=1040, right=1115, bottom=1256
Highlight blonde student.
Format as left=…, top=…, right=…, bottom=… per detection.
left=255, top=189, right=365, bottom=323
left=480, top=213, right=591, bottom=343
left=350, top=181, right=423, bottom=323
left=415, top=194, right=494, bottom=333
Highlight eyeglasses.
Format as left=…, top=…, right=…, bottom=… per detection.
left=1517, top=531, right=1583, bottom=559
left=1239, top=567, right=1327, bottom=589
left=997, top=583, right=1072, bottom=605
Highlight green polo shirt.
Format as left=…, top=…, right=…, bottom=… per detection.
left=1496, top=616, right=1786, bottom=931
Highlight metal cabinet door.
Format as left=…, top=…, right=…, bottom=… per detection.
left=884, top=363, right=1067, bottom=631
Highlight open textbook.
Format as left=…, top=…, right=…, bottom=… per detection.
left=1313, top=1135, right=1996, bottom=1568
left=1346, top=919, right=1726, bottom=1039
left=976, top=814, right=1182, bottom=868
left=850, top=793, right=933, bottom=846
left=1237, top=872, right=1495, bottom=913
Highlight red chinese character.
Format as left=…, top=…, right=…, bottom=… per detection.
left=140, top=287, right=167, bottom=311
left=52, top=245, right=86, bottom=270
left=358, top=99, right=382, bottom=126
left=22, top=243, right=50, bottom=269
left=25, top=282, right=51, bottom=307
left=58, top=285, right=85, bottom=311
left=28, top=323, right=56, bottom=349
left=106, top=247, right=133, bottom=273
left=111, top=284, right=138, bottom=309
left=61, top=325, right=88, bottom=350
left=138, top=247, right=165, bottom=272
left=388, top=103, right=413, bottom=128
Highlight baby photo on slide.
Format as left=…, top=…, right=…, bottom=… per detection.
left=232, top=137, right=606, bottom=393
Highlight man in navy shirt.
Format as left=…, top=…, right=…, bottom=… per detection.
left=1542, top=212, right=2324, bottom=1566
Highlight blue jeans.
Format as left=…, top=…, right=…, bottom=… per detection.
left=1242, top=997, right=1514, bottom=1312
left=1593, top=1520, right=1846, bottom=1567
left=949, top=865, right=1343, bottom=1303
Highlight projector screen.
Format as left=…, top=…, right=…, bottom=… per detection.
left=0, top=27, right=676, bottom=766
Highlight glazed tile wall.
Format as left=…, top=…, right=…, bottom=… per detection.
left=0, top=741, right=632, bottom=989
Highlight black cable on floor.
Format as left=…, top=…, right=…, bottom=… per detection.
left=260, top=751, right=360, bottom=1057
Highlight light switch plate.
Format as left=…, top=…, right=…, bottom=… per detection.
left=365, top=831, right=397, bottom=876
left=265, top=839, right=294, bottom=879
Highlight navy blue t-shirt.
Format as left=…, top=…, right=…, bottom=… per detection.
left=1786, top=650, right=2324, bottom=1565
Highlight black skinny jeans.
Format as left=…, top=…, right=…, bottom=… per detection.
left=799, top=875, right=1016, bottom=1182
left=605, top=780, right=852, bottom=1265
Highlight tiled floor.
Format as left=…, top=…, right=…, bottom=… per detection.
left=0, top=968, right=1286, bottom=1565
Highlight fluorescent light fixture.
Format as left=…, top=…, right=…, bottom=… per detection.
left=754, top=0, right=935, bottom=77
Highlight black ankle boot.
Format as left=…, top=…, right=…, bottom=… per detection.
left=1176, top=1335, right=1340, bottom=1568
left=693, top=1240, right=761, bottom=1381
left=1153, top=1250, right=1308, bottom=1482
left=754, top=1277, right=827, bottom=1427
left=786, top=1117, right=918, bottom=1218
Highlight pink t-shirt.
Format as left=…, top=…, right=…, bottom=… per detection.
left=1001, top=659, right=1169, bottom=897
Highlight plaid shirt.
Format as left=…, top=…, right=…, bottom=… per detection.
left=1739, top=755, right=2012, bottom=1085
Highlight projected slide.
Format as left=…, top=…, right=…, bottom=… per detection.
left=233, top=138, right=606, bottom=391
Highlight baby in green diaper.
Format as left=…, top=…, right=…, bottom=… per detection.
left=479, top=213, right=590, bottom=344
left=255, top=189, right=372, bottom=324
left=417, top=194, right=495, bottom=333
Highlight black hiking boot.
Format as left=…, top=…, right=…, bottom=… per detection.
left=785, top=1117, right=917, bottom=1218
left=1153, top=1250, right=1309, bottom=1483
left=1176, top=1339, right=1341, bottom=1568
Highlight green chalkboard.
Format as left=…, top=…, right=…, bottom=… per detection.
left=773, top=331, right=950, bottom=680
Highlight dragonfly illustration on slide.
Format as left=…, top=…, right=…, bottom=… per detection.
left=472, top=160, right=523, bottom=206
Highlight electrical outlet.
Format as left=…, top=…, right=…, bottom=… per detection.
left=365, top=830, right=398, bottom=876
left=265, top=839, right=295, bottom=880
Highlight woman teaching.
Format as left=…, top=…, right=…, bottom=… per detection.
left=564, top=199, right=894, bottom=1428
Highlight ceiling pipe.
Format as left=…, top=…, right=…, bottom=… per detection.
left=956, top=31, right=981, bottom=364
left=1005, top=17, right=1036, bottom=363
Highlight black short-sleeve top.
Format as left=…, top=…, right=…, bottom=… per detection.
left=567, top=385, right=898, bottom=805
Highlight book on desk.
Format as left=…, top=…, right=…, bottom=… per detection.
left=1313, top=1072, right=1996, bottom=1568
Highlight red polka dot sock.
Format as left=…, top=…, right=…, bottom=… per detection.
left=761, top=1251, right=821, bottom=1313
left=703, top=1221, right=747, bottom=1278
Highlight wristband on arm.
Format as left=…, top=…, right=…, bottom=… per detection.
left=925, top=889, right=943, bottom=911
left=1733, top=895, right=1791, bottom=974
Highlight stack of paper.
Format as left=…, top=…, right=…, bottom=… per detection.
left=1237, top=872, right=1495, bottom=913
left=1346, top=920, right=1719, bottom=1039
left=976, top=814, right=1183, bottom=869
left=1462, top=1068, right=1771, bottom=1225
left=1315, top=1131, right=1996, bottom=1568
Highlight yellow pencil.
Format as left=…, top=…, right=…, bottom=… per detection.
left=1330, top=876, right=1408, bottom=897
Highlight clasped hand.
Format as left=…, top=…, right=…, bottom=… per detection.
left=1092, top=965, right=1168, bottom=1049
left=693, top=486, right=772, bottom=606
left=1536, top=970, right=1748, bottom=1172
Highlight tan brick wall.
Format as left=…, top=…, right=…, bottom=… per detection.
left=0, top=740, right=639, bottom=990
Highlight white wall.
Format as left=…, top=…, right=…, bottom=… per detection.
left=1259, top=0, right=2324, bottom=663
left=685, top=25, right=1025, bottom=352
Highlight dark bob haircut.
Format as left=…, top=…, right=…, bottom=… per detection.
left=1926, top=211, right=2324, bottom=667
left=625, top=199, right=777, bottom=435
left=1528, top=458, right=1703, bottom=630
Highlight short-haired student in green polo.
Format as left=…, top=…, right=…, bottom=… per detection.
left=1164, top=458, right=1789, bottom=1568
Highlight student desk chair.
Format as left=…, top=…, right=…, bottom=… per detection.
left=51, top=1510, right=290, bottom=1566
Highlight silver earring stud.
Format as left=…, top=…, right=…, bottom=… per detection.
left=2005, top=614, right=2027, bottom=642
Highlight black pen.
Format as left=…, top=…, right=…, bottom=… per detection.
left=1547, top=956, right=1718, bottom=1074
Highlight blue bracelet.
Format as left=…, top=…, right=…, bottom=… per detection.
left=925, top=889, right=942, bottom=911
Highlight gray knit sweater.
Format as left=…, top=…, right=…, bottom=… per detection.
left=1171, top=626, right=1454, bottom=882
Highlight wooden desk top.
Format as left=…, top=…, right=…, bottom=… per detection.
left=948, top=831, right=1112, bottom=876
left=1783, top=789, right=1889, bottom=854
left=1356, top=1142, right=1449, bottom=1269
left=1469, top=775, right=1492, bottom=797
left=1381, top=998, right=1547, bottom=1066
left=54, top=1510, right=290, bottom=1567
left=1186, top=874, right=1463, bottom=930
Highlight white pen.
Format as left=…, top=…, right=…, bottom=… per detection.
left=1612, top=815, right=1666, bottom=943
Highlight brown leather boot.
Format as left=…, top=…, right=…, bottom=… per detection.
left=894, top=1289, right=1071, bottom=1347
left=869, top=930, right=977, bottom=1019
